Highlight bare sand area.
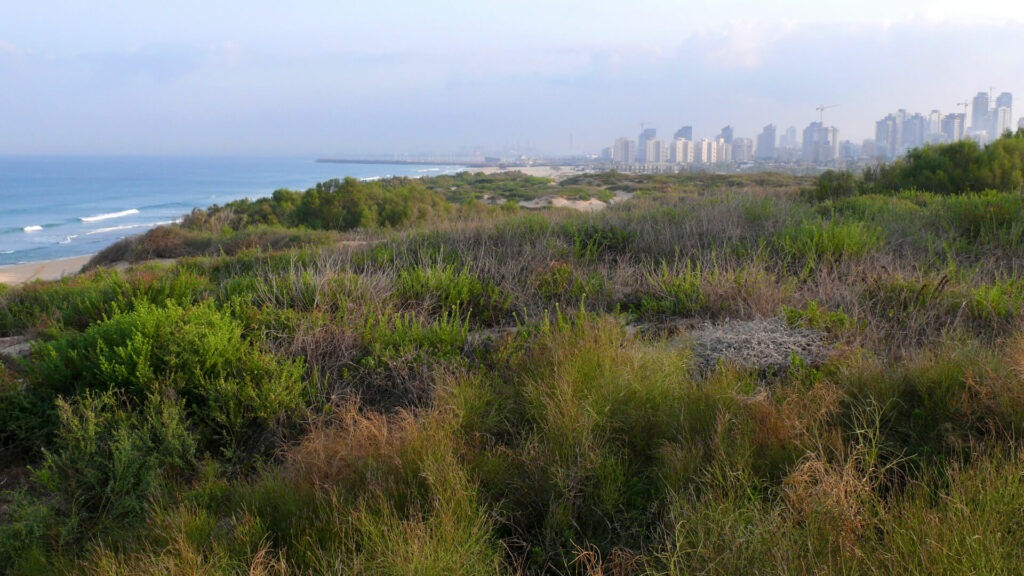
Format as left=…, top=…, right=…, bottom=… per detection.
left=518, top=191, right=634, bottom=213
left=471, top=165, right=591, bottom=181
left=0, top=255, right=94, bottom=286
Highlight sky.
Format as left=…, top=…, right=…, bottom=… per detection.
left=2, top=0, right=1024, bottom=156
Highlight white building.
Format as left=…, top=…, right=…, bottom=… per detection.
left=695, top=138, right=716, bottom=164
left=672, top=138, right=694, bottom=164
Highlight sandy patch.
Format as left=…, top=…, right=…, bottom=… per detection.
left=471, top=166, right=592, bottom=181
left=0, top=255, right=94, bottom=286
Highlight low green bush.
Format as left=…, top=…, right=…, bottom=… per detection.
left=397, top=265, right=511, bottom=326
left=30, top=301, right=306, bottom=459
left=775, top=218, right=883, bottom=265
left=625, top=261, right=705, bottom=319
left=35, top=389, right=197, bottom=526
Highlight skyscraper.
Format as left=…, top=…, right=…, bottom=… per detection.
left=637, top=128, right=656, bottom=162
left=875, top=114, right=901, bottom=159
left=716, top=125, right=734, bottom=145
left=672, top=139, right=694, bottom=164
left=645, top=138, right=664, bottom=163
left=674, top=126, right=693, bottom=141
left=902, top=113, right=927, bottom=150
left=612, top=137, right=635, bottom=164
left=732, top=138, right=754, bottom=163
left=802, top=122, right=838, bottom=163
left=971, top=91, right=990, bottom=134
left=695, top=139, right=716, bottom=164
left=995, top=92, right=1013, bottom=137
left=756, top=124, right=776, bottom=161
left=928, top=110, right=942, bottom=135
left=779, top=126, right=798, bottom=149
left=941, top=114, right=966, bottom=143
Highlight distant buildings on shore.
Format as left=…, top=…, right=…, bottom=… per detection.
left=601, top=89, right=1018, bottom=169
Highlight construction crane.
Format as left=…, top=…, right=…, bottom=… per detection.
left=957, top=101, right=969, bottom=115
left=816, top=104, right=839, bottom=125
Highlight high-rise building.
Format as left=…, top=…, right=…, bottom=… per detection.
left=779, top=126, right=798, bottom=149
left=1019, top=117, right=1024, bottom=131
left=637, top=128, right=656, bottom=162
left=645, top=138, right=664, bottom=163
left=672, top=139, right=694, bottom=164
left=716, top=125, right=734, bottom=145
left=802, top=122, right=838, bottom=163
left=996, top=92, right=1012, bottom=110
left=716, top=139, right=732, bottom=163
left=875, top=114, right=902, bottom=159
left=695, top=138, right=716, bottom=164
left=839, top=140, right=861, bottom=159
left=971, top=91, right=990, bottom=134
left=755, top=124, right=776, bottom=161
left=674, top=126, right=693, bottom=141
left=903, top=113, right=927, bottom=150
left=612, top=137, right=635, bottom=164
left=928, top=110, right=942, bottom=135
left=941, top=114, right=966, bottom=142
left=732, top=138, right=754, bottom=163
left=996, top=107, right=1013, bottom=138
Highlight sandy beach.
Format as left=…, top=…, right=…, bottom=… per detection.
left=0, top=255, right=93, bottom=286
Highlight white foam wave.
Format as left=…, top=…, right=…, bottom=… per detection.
left=1, top=250, right=13, bottom=254
left=81, top=208, right=139, bottom=222
left=86, top=221, right=176, bottom=236
left=23, top=225, right=43, bottom=232
left=59, top=234, right=80, bottom=245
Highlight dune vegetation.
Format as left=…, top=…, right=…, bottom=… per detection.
left=3, top=143, right=1024, bottom=574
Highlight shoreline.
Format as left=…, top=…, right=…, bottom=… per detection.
left=0, top=254, right=94, bottom=286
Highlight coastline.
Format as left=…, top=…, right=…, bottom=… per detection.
left=0, top=254, right=94, bottom=286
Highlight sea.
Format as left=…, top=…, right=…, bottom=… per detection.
left=0, top=157, right=465, bottom=266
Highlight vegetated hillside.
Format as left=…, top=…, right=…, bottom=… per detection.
left=3, top=168, right=1024, bottom=575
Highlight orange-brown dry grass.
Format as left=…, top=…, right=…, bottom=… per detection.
left=286, top=403, right=421, bottom=491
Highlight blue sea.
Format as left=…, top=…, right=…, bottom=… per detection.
left=0, top=157, right=464, bottom=266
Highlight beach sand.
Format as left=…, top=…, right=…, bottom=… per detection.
left=0, top=255, right=93, bottom=286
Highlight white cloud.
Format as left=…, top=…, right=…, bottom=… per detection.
left=0, top=40, right=16, bottom=53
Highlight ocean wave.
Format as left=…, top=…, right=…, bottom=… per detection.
left=23, top=225, right=43, bottom=232
left=417, top=168, right=442, bottom=173
left=1, top=250, right=13, bottom=255
left=86, top=221, right=177, bottom=236
left=59, top=234, right=80, bottom=245
left=81, top=208, right=140, bottom=222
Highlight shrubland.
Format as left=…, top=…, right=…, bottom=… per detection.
left=2, top=164, right=1024, bottom=574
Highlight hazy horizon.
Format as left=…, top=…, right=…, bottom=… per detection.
left=4, top=0, right=1023, bottom=157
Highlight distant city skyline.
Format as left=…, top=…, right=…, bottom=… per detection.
left=601, top=89, right=1016, bottom=167
left=3, top=1, right=1024, bottom=156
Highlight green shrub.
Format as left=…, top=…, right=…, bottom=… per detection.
left=808, top=169, right=859, bottom=201
left=30, top=301, right=306, bottom=459
left=776, top=219, right=883, bottom=265
left=0, top=269, right=131, bottom=335
left=34, top=389, right=196, bottom=526
left=0, top=489, right=61, bottom=574
left=628, top=261, right=705, bottom=319
left=562, top=220, right=635, bottom=262
left=396, top=265, right=510, bottom=326
left=361, top=307, right=469, bottom=364
left=783, top=300, right=854, bottom=333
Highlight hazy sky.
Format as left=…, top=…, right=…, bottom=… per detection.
left=3, top=1, right=1024, bottom=156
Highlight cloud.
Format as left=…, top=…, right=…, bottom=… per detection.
left=0, top=40, right=17, bottom=53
